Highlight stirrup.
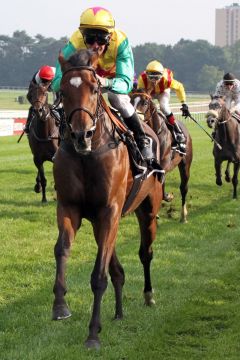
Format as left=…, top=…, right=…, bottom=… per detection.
left=176, top=143, right=186, bottom=156
left=175, top=133, right=185, bottom=143
left=138, top=137, right=154, bottom=161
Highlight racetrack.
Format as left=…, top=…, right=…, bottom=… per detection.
left=0, top=122, right=240, bottom=359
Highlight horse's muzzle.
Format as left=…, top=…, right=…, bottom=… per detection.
left=71, top=130, right=93, bottom=154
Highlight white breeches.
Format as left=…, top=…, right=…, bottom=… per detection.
left=152, top=88, right=172, bottom=116
left=108, top=91, right=135, bottom=118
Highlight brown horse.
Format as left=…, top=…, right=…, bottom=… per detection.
left=52, top=49, right=163, bottom=349
left=131, top=90, right=192, bottom=222
left=207, top=95, right=240, bottom=198
left=27, top=82, right=59, bottom=202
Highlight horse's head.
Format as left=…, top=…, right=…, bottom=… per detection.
left=206, top=95, right=224, bottom=128
left=59, top=49, right=101, bottom=154
left=130, top=88, right=152, bottom=115
left=28, top=82, right=50, bottom=119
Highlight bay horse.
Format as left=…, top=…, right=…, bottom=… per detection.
left=206, top=95, right=240, bottom=198
left=52, top=49, right=163, bottom=349
left=27, top=82, right=59, bottom=202
left=131, top=90, right=192, bottom=223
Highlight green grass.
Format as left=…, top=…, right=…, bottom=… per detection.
left=0, top=122, right=240, bottom=359
left=0, top=90, right=54, bottom=110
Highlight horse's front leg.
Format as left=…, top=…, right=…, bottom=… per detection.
left=85, top=211, right=120, bottom=349
left=52, top=205, right=81, bottom=320
left=232, top=162, right=240, bottom=199
left=34, top=170, right=42, bottom=194
left=34, top=160, right=47, bottom=202
left=178, top=160, right=190, bottom=223
left=215, top=158, right=222, bottom=186
left=225, top=161, right=231, bottom=183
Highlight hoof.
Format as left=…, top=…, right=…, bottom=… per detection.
left=113, top=313, right=123, bottom=320
left=52, top=304, right=71, bottom=320
left=85, top=338, right=101, bottom=350
left=216, top=179, right=222, bottom=186
left=225, top=176, right=231, bottom=183
left=144, top=291, right=156, bottom=306
left=34, top=184, right=41, bottom=193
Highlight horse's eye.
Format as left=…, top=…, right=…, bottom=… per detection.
left=86, top=130, right=94, bottom=138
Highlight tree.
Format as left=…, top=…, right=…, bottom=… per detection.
left=196, top=65, right=224, bottom=92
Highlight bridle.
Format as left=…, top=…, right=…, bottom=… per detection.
left=61, top=66, right=103, bottom=139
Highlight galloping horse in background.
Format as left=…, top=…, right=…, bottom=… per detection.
left=27, top=82, right=59, bottom=202
left=131, top=90, right=192, bottom=223
left=52, top=49, right=163, bottom=349
left=206, top=95, right=240, bottom=199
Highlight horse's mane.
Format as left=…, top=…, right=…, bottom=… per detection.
left=67, top=49, right=95, bottom=67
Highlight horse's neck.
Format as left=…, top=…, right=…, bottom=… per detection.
left=217, top=107, right=238, bottom=141
left=147, top=101, right=166, bottom=132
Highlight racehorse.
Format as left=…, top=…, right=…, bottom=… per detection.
left=131, top=90, right=192, bottom=223
left=52, top=49, right=163, bottom=349
left=27, top=82, right=59, bottom=202
left=206, top=95, right=240, bottom=198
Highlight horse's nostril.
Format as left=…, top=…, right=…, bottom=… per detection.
left=71, top=132, right=76, bottom=139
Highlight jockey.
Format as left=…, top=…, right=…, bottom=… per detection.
left=51, top=6, right=153, bottom=161
left=138, top=60, right=189, bottom=155
left=25, top=65, right=56, bottom=134
left=213, top=72, right=240, bottom=113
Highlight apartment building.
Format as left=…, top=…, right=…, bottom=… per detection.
left=215, top=3, right=240, bottom=47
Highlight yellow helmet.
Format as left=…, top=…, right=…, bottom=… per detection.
left=79, top=7, right=115, bottom=33
left=146, top=60, right=164, bottom=74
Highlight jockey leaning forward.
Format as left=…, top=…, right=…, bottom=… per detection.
left=25, top=65, right=56, bottom=134
left=52, top=6, right=154, bottom=161
left=137, top=60, right=190, bottom=155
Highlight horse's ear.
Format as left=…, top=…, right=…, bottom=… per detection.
left=210, top=93, right=213, bottom=100
left=89, top=50, right=100, bottom=69
left=58, top=52, right=69, bottom=72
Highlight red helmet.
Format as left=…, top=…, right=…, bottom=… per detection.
left=39, top=65, right=55, bottom=81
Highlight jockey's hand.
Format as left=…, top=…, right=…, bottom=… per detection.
left=96, top=75, right=112, bottom=89
left=181, top=103, right=190, bottom=118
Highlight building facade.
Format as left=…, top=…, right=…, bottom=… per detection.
left=215, top=3, right=240, bottom=47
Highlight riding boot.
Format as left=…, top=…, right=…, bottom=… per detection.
left=24, top=107, right=34, bottom=134
left=124, top=112, right=154, bottom=161
left=166, top=113, right=186, bottom=155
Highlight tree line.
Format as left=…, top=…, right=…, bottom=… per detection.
left=1, top=30, right=240, bottom=92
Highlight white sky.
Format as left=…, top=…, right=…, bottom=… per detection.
left=3, top=0, right=238, bottom=46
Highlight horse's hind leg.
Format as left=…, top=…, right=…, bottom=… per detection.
left=135, top=193, right=160, bottom=306
left=225, top=161, right=231, bottom=182
left=109, top=250, right=125, bottom=319
left=232, top=162, right=240, bottom=199
left=178, top=160, right=190, bottom=223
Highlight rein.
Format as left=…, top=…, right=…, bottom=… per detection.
left=61, top=65, right=128, bottom=137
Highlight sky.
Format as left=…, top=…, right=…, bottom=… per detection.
left=2, top=0, right=238, bottom=46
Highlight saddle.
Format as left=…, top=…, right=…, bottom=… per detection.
left=105, top=106, right=165, bottom=216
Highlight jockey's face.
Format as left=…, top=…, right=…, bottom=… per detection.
left=147, top=72, right=163, bottom=84
left=224, top=81, right=234, bottom=90
left=83, top=29, right=111, bottom=55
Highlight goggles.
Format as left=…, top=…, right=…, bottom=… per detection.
left=83, top=32, right=111, bottom=46
left=40, top=78, right=51, bottom=84
left=147, top=72, right=163, bottom=81
left=224, top=81, right=234, bottom=86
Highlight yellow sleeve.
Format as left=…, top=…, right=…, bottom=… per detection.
left=137, top=75, right=145, bottom=89
left=170, top=78, right=186, bottom=103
